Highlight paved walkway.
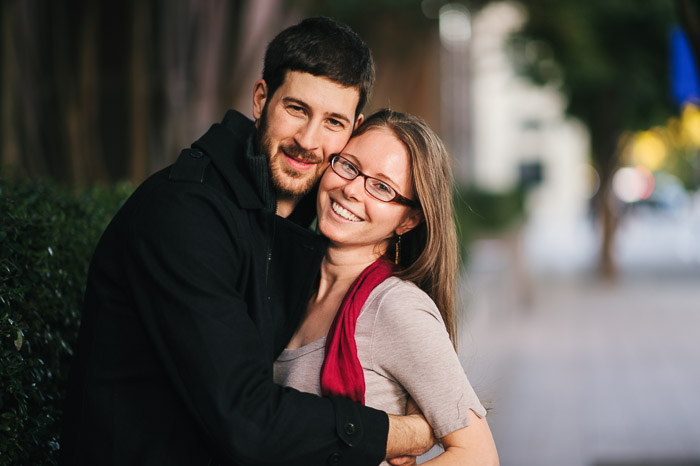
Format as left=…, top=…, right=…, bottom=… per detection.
left=453, top=228, right=700, bottom=466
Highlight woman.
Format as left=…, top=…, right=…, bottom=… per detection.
left=274, top=109, right=499, bottom=465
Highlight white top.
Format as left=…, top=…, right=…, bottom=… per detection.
left=274, top=277, right=486, bottom=441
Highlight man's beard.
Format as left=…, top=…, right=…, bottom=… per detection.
left=256, top=104, right=324, bottom=199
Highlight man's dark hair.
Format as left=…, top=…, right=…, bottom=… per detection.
left=262, top=16, right=375, bottom=118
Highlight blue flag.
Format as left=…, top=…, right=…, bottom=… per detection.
left=671, top=26, right=700, bottom=107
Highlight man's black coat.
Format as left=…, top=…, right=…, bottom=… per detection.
left=59, top=110, right=389, bottom=465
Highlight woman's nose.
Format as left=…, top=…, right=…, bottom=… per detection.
left=342, top=175, right=366, bottom=201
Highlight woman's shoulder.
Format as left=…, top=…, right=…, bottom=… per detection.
left=368, top=276, right=431, bottom=304
left=364, top=276, right=444, bottom=325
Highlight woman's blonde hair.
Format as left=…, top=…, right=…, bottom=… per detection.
left=354, top=109, right=459, bottom=345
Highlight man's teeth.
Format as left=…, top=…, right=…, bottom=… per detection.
left=331, top=201, right=361, bottom=222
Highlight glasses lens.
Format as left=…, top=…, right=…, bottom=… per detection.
left=366, top=178, right=396, bottom=202
left=333, top=156, right=357, bottom=180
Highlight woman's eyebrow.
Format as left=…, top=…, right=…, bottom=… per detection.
left=339, top=152, right=359, bottom=163
left=371, top=172, right=397, bottom=185
left=340, top=153, right=399, bottom=185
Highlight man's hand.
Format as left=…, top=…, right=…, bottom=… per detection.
left=385, top=399, right=435, bottom=463
left=405, top=397, right=422, bottom=417
left=388, top=455, right=418, bottom=466
left=386, top=398, right=430, bottom=465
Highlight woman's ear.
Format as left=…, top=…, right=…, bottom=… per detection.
left=395, top=209, right=424, bottom=236
left=252, top=79, right=268, bottom=121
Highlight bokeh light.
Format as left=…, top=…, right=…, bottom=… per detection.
left=612, top=166, right=655, bottom=203
left=439, top=3, right=471, bottom=50
left=681, top=103, right=700, bottom=147
left=626, top=130, right=667, bottom=171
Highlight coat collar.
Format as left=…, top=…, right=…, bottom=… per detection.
left=192, top=110, right=267, bottom=210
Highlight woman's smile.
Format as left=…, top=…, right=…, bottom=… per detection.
left=330, top=199, right=363, bottom=222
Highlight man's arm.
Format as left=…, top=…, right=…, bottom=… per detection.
left=124, top=181, right=388, bottom=465
left=386, top=413, right=435, bottom=459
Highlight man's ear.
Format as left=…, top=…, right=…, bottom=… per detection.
left=252, top=79, right=268, bottom=121
left=353, top=113, right=364, bottom=131
left=395, top=209, right=424, bottom=236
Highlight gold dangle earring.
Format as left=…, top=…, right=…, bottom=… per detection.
left=394, top=235, right=402, bottom=265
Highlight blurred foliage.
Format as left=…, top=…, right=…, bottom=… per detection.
left=454, top=186, right=526, bottom=261
left=510, top=0, right=677, bottom=133
left=0, top=178, right=132, bottom=466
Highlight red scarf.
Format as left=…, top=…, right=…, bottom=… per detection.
left=320, top=257, right=395, bottom=404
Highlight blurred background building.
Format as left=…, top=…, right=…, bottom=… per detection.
left=2, top=1, right=700, bottom=465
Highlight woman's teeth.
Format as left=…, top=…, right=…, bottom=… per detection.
left=331, top=200, right=361, bottom=222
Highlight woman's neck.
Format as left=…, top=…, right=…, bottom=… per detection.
left=287, top=242, right=388, bottom=349
left=316, top=244, right=384, bottom=301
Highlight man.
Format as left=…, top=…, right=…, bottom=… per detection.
left=59, top=16, right=433, bottom=465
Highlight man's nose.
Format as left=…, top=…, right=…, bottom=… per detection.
left=294, top=121, right=321, bottom=151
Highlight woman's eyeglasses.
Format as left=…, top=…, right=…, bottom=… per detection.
left=329, top=155, right=419, bottom=207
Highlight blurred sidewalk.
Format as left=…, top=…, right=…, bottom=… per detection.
left=455, top=211, right=700, bottom=466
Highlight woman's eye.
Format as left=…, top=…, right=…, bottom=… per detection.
left=340, top=161, right=357, bottom=173
left=374, top=181, right=392, bottom=193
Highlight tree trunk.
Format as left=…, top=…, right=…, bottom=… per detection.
left=1, top=0, right=19, bottom=175
left=69, top=0, right=104, bottom=184
left=129, top=0, right=150, bottom=183
left=228, top=0, right=290, bottom=114
left=190, top=0, right=229, bottom=139
left=597, top=168, right=619, bottom=280
left=591, top=92, right=623, bottom=281
left=15, top=1, right=50, bottom=178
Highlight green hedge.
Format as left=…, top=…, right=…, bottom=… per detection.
left=0, top=178, right=132, bottom=466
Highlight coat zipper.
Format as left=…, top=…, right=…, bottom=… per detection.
left=266, top=197, right=278, bottom=287
left=265, top=214, right=275, bottom=288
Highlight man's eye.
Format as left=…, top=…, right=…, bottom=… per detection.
left=327, top=118, right=344, bottom=129
left=288, top=105, right=304, bottom=114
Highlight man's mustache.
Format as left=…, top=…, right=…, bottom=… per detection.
left=280, top=142, right=322, bottom=164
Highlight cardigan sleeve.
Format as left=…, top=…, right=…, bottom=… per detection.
left=367, top=280, right=486, bottom=439
left=124, top=180, right=388, bottom=465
